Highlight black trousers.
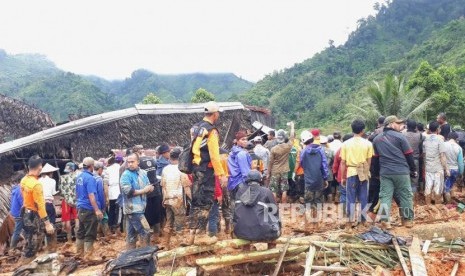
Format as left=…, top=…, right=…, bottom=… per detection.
left=108, top=199, right=120, bottom=230
left=77, top=209, right=98, bottom=242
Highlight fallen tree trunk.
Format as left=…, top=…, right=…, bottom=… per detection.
left=157, top=239, right=251, bottom=261
left=197, top=246, right=308, bottom=272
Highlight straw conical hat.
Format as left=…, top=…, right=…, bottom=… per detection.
left=40, top=163, right=59, bottom=174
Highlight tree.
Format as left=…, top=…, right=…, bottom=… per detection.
left=346, top=74, right=431, bottom=129
left=191, top=88, right=215, bottom=103
left=142, top=92, right=162, bottom=104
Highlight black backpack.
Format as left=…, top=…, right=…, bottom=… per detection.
left=103, top=246, right=158, bottom=276
left=178, top=121, right=212, bottom=174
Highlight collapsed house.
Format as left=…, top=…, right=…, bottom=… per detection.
left=0, top=102, right=274, bottom=224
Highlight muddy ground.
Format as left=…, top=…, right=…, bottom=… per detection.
left=2, top=195, right=465, bottom=275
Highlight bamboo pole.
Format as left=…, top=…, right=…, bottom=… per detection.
left=196, top=246, right=308, bottom=270
left=276, top=237, right=390, bottom=250
left=157, top=239, right=251, bottom=261
left=156, top=267, right=197, bottom=276
left=303, top=246, right=316, bottom=276
left=309, top=262, right=341, bottom=276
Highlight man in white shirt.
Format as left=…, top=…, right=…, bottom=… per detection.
left=39, top=163, right=59, bottom=252
left=329, top=131, right=343, bottom=154
left=106, top=155, right=123, bottom=234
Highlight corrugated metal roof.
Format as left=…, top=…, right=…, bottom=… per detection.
left=0, top=102, right=245, bottom=155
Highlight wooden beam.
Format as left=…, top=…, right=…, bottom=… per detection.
left=409, top=236, right=428, bottom=276
left=392, top=238, right=411, bottom=276
left=272, top=237, right=291, bottom=276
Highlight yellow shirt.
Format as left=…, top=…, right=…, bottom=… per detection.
left=340, top=137, right=373, bottom=178
left=21, top=175, right=48, bottom=219
left=192, top=117, right=225, bottom=176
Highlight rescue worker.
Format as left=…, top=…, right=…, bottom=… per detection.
left=188, top=101, right=228, bottom=245
left=20, top=155, right=55, bottom=262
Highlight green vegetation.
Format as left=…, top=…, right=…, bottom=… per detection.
left=243, top=0, right=465, bottom=131
left=191, top=88, right=215, bottom=103
left=142, top=92, right=162, bottom=104
left=0, top=51, right=253, bottom=122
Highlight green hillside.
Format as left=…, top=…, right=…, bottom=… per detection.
left=243, top=0, right=465, bottom=130
left=0, top=50, right=253, bottom=122
left=89, top=69, right=253, bottom=106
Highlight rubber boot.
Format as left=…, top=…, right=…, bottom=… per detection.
left=444, top=192, right=452, bottom=204
left=224, top=220, right=231, bottom=235
left=163, top=231, right=172, bottom=250
left=142, top=234, right=151, bottom=247
left=425, top=194, right=432, bottom=205
left=66, top=232, right=73, bottom=244
left=84, top=241, right=101, bottom=262
left=46, top=232, right=57, bottom=253
left=434, top=193, right=443, bottom=205
left=75, top=239, right=84, bottom=256
left=180, top=229, right=195, bottom=247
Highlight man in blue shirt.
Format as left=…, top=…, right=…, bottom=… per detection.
left=75, top=157, right=102, bottom=260
left=94, top=161, right=110, bottom=237
left=9, top=173, right=25, bottom=252
left=120, top=153, right=154, bottom=250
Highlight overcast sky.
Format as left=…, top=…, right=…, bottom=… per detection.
left=0, top=0, right=377, bottom=82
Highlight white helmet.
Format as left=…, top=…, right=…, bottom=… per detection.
left=300, top=130, right=313, bottom=144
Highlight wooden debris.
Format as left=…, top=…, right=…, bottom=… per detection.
left=409, top=236, right=427, bottom=276
left=303, top=246, right=316, bottom=276
left=197, top=246, right=308, bottom=272
left=309, top=262, right=340, bottom=276
left=272, top=237, right=291, bottom=276
left=392, top=238, right=411, bottom=276
left=421, top=240, right=431, bottom=254
left=157, top=239, right=251, bottom=261
left=450, top=261, right=459, bottom=276
left=156, top=267, right=197, bottom=276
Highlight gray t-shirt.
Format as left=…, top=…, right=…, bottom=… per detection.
left=403, top=131, right=423, bottom=159
left=444, top=141, right=461, bottom=170
left=423, top=134, right=446, bottom=173
left=373, top=129, right=413, bottom=175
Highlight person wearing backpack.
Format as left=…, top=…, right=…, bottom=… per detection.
left=188, top=101, right=228, bottom=246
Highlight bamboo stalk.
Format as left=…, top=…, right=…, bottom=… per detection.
left=303, top=246, right=316, bottom=276
left=157, top=239, right=251, bottom=261
left=309, top=262, right=341, bottom=276
left=276, top=238, right=390, bottom=250
left=197, top=246, right=308, bottom=268
left=156, top=267, right=197, bottom=276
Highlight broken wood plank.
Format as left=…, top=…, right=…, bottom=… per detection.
left=301, top=265, right=350, bottom=272
left=303, top=246, right=316, bottom=276
left=409, top=236, right=428, bottom=276
left=157, top=239, right=251, bottom=261
left=393, top=238, right=411, bottom=276
left=422, top=240, right=431, bottom=254
left=272, top=237, right=291, bottom=276
left=156, top=267, right=197, bottom=276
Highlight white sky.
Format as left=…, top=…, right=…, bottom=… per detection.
left=0, top=0, right=377, bottom=82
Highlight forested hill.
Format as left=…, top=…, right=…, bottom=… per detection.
left=243, top=0, right=465, bottom=130
left=0, top=50, right=253, bottom=122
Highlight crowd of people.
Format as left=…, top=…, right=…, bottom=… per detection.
left=5, top=101, right=464, bottom=264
